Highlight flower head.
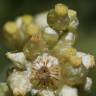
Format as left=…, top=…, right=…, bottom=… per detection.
left=31, top=53, right=61, bottom=90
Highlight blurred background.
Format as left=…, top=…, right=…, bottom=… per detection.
left=0, top=0, right=96, bottom=95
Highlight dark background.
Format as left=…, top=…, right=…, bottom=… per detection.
left=0, top=0, right=96, bottom=95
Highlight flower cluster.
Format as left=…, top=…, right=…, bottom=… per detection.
left=1, top=3, right=95, bottom=96
left=3, top=15, right=40, bottom=50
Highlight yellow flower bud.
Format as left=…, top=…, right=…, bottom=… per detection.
left=64, top=48, right=77, bottom=58
left=47, top=3, right=69, bottom=31
left=55, top=3, right=68, bottom=16
left=22, top=15, right=33, bottom=25
left=70, top=56, right=82, bottom=67
left=4, top=22, right=18, bottom=34
left=26, top=24, right=40, bottom=35
left=26, top=24, right=42, bottom=42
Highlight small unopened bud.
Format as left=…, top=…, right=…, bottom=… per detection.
left=22, top=15, right=33, bottom=25
left=64, top=48, right=77, bottom=58
left=26, top=23, right=40, bottom=36
left=47, top=3, right=69, bottom=31
left=55, top=3, right=68, bottom=16
left=70, top=56, right=82, bottom=67
left=4, top=22, right=18, bottom=34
